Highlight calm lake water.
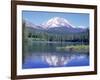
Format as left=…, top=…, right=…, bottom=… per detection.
left=22, top=41, right=89, bottom=69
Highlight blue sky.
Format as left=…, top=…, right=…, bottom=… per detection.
left=22, top=11, right=89, bottom=28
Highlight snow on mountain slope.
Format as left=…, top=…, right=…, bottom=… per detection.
left=42, top=17, right=74, bottom=29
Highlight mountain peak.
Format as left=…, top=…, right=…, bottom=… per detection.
left=42, top=17, right=73, bottom=29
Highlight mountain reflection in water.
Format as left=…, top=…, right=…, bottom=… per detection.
left=42, top=53, right=86, bottom=67
left=22, top=52, right=89, bottom=69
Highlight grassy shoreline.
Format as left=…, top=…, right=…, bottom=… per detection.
left=56, top=45, right=89, bottom=52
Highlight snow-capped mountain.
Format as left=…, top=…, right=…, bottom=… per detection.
left=24, top=17, right=87, bottom=34
left=42, top=17, right=74, bottom=29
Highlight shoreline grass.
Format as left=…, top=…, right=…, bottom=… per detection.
left=56, top=45, right=89, bottom=52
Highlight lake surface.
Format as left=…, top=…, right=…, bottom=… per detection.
left=22, top=41, right=89, bottom=69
